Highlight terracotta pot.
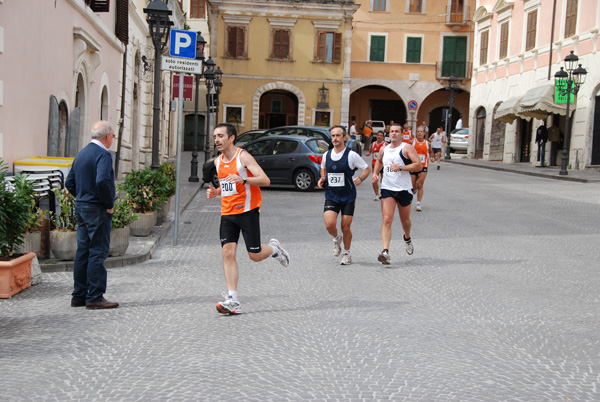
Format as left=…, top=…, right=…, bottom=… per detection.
left=50, top=230, right=78, bottom=260
left=0, top=252, right=34, bottom=298
left=18, top=231, right=42, bottom=256
left=130, top=211, right=156, bottom=237
left=109, top=227, right=130, bottom=257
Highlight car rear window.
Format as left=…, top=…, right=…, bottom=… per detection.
left=306, top=139, right=329, bottom=154
left=273, top=140, right=298, bottom=155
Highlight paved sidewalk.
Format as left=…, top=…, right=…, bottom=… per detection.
left=40, top=151, right=209, bottom=273
left=446, top=155, right=600, bottom=183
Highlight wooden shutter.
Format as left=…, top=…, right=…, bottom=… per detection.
left=526, top=10, right=537, bottom=51
left=370, top=35, right=385, bottom=62
left=236, top=27, right=245, bottom=58
left=273, top=29, right=289, bottom=59
left=442, top=36, right=467, bottom=77
left=115, top=0, right=128, bottom=44
left=406, top=37, right=421, bottom=63
left=190, top=0, right=205, bottom=19
left=228, top=27, right=245, bottom=58
left=333, top=33, right=342, bottom=63
left=480, top=31, right=488, bottom=65
left=565, top=0, right=577, bottom=38
left=499, top=22, right=508, bottom=59
left=317, top=32, right=326, bottom=61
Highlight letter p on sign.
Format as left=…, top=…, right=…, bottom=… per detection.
left=169, top=29, right=197, bottom=59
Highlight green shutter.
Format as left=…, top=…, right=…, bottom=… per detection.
left=442, top=36, right=467, bottom=77
left=406, top=37, right=421, bottom=63
left=370, top=36, right=385, bottom=62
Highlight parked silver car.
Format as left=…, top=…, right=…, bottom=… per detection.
left=449, top=128, right=469, bottom=152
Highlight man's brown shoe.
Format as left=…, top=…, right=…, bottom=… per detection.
left=71, top=299, right=86, bottom=307
left=86, top=298, right=119, bottom=309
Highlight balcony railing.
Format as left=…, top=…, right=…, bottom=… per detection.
left=446, top=6, right=470, bottom=25
left=435, top=61, right=472, bottom=80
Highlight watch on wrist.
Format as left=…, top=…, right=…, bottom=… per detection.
left=243, top=178, right=247, bottom=185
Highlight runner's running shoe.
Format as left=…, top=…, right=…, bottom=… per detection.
left=340, top=253, right=352, bottom=265
left=332, top=235, right=343, bottom=257
left=269, top=238, right=290, bottom=267
left=416, top=202, right=422, bottom=211
left=374, top=195, right=380, bottom=201
left=216, top=293, right=242, bottom=315
left=437, top=165, right=440, bottom=170
left=378, top=250, right=391, bottom=265
left=404, top=236, right=414, bottom=255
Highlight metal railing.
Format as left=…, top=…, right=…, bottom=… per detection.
left=435, top=61, right=473, bottom=80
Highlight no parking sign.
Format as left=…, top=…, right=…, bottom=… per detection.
left=408, top=100, right=418, bottom=110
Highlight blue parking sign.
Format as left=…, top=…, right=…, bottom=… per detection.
left=169, top=30, right=197, bottom=59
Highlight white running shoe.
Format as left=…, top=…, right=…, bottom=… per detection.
left=269, top=238, right=290, bottom=267
left=416, top=202, right=422, bottom=212
left=404, top=236, right=414, bottom=255
left=378, top=250, right=391, bottom=265
left=374, top=195, right=380, bottom=201
left=340, top=253, right=352, bottom=265
left=332, top=235, right=342, bottom=257
left=216, top=292, right=242, bottom=315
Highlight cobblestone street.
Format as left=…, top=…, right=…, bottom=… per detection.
left=2, top=162, right=599, bottom=401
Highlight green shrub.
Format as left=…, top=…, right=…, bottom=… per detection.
left=51, top=188, right=77, bottom=232
left=0, top=161, right=33, bottom=258
left=119, top=167, right=169, bottom=213
left=112, top=199, right=138, bottom=229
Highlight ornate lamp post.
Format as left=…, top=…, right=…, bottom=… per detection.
left=203, top=57, right=216, bottom=163
left=554, top=51, right=587, bottom=175
left=188, top=32, right=206, bottom=182
left=144, top=0, right=173, bottom=170
left=444, top=75, right=460, bottom=161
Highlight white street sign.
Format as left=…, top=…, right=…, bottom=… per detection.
left=161, top=57, right=203, bottom=74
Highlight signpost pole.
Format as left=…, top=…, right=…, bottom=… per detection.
left=173, top=72, right=184, bottom=246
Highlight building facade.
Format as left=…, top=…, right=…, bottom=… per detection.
left=350, top=0, right=476, bottom=134
left=0, top=0, right=185, bottom=177
left=207, top=0, right=360, bottom=135
left=471, top=0, right=600, bottom=168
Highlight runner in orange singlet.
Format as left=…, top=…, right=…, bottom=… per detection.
left=366, top=131, right=386, bottom=200
left=401, top=123, right=413, bottom=144
left=410, top=126, right=433, bottom=212
left=207, top=123, right=290, bottom=315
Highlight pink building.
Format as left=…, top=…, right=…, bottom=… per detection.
left=470, top=0, right=600, bottom=170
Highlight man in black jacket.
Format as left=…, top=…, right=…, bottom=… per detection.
left=65, top=120, right=118, bottom=309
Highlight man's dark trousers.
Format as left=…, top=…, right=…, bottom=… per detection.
left=73, top=203, right=112, bottom=303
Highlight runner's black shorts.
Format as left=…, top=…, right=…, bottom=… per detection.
left=432, top=147, right=442, bottom=154
left=220, top=208, right=262, bottom=253
left=324, top=199, right=355, bottom=216
left=410, top=166, right=429, bottom=176
left=380, top=189, right=413, bottom=207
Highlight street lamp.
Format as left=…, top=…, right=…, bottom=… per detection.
left=188, top=31, right=206, bottom=182
left=212, top=66, right=223, bottom=157
left=554, top=51, right=587, bottom=175
left=203, top=57, right=216, bottom=163
left=144, top=0, right=173, bottom=170
left=444, top=75, right=461, bottom=161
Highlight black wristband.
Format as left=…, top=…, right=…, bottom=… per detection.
left=243, top=178, right=247, bottom=185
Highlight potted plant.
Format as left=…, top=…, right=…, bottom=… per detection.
left=109, top=199, right=137, bottom=257
left=0, top=160, right=35, bottom=298
left=157, top=161, right=176, bottom=225
left=119, top=167, right=168, bottom=236
left=19, top=204, right=46, bottom=257
left=49, top=188, right=78, bottom=260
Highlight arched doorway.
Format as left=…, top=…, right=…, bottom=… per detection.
left=474, top=107, right=486, bottom=159
left=349, top=85, right=406, bottom=128
left=100, top=86, right=109, bottom=120
left=489, top=102, right=506, bottom=161
left=259, top=90, right=298, bottom=128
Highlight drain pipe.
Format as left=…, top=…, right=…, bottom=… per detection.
left=115, top=47, right=128, bottom=178
left=548, top=0, right=557, bottom=80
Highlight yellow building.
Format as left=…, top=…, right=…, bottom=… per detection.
left=350, top=0, right=475, bottom=133
left=207, top=0, right=359, bottom=132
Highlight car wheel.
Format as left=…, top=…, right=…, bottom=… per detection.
left=293, top=169, right=315, bottom=192
left=211, top=167, right=219, bottom=188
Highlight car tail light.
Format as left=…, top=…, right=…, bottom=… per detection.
left=465, top=136, right=469, bottom=139
left=308, top=155, right=322, bottom=164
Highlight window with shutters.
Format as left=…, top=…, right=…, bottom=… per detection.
left=564, top=0, right=577, bottom=38
left=372, top=0, right=387, bottom=12
left=226, top=26, right=247, bottom=59
left=479, top=30, right=488, bottom=65
left=525, top=10, right=537, bottom=51
left=271, top=29, right=291, bottom=60
left=190, top=0, right=205, bottom=19
left=315, top=31, right=342, bottom=63
left=499, top=22, right=509, bottom=59
left=406, top=37, right=421, bottom=63
left=408, top=0, right=422, bottom=13
left=86, top=0, right=109, bottom=12
left=442, top=36, right=467, bottom=77
left=369, top=35, right=386, bottom=62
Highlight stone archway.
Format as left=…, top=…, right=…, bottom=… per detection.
left=252, top=82, right=305, bottom=129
